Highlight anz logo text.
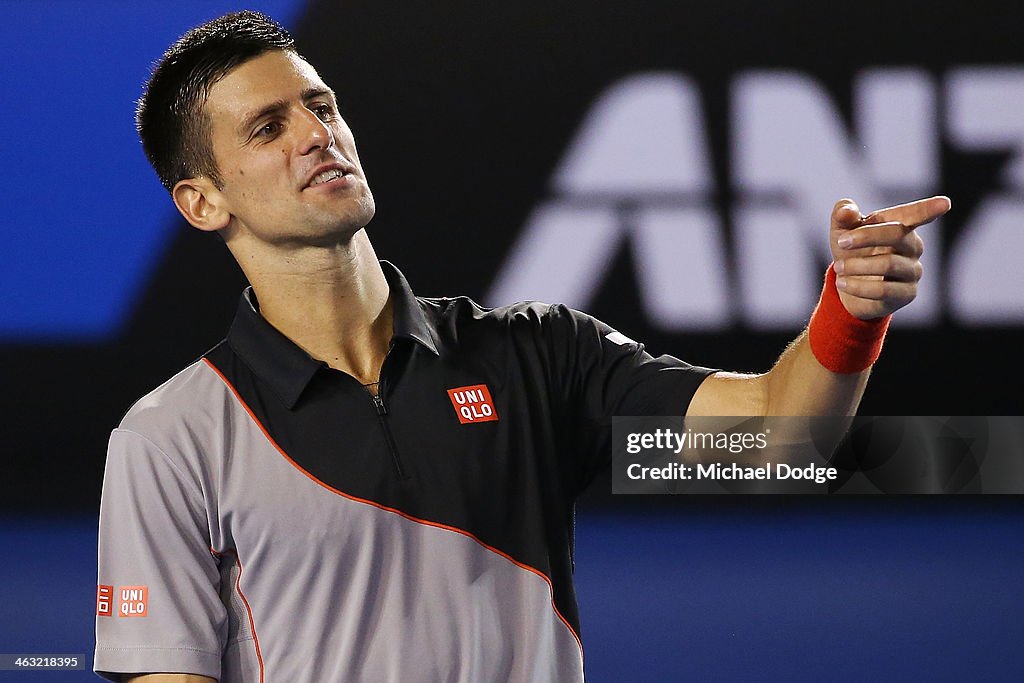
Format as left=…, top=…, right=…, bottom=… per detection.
left=489, top=68, right=1024, bottom=329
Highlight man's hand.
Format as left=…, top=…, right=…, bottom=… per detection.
left=830, top=196, right=951, bottom=320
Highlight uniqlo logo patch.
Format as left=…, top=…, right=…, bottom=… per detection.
left=447, top=384, right=499, bottom=424
left=118, top=585, right=148, bottom=617
left=96, top=585, right=113, bottom=617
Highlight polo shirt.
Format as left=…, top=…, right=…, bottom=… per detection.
left=95, top=261, right=714, bottom=682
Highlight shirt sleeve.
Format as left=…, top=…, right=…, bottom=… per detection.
left=541, top=304, right=717, bottom=492
left=94, top=428, right=226, bottom=681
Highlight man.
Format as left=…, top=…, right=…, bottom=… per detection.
left=94, top=11, right=949, bottom=682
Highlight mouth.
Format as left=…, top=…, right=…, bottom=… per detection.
left=304, top=164, right=356, bottom=189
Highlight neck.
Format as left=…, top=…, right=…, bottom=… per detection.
left=231, top=229, right=392, bottom=385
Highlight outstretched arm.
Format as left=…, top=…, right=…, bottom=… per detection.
left=687, top=195, right=951, bottom=418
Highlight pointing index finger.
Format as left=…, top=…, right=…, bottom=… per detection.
left=864, top=195, right=952, bottom=229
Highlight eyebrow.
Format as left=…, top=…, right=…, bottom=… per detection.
left=236, top=87, right=338, bottom=139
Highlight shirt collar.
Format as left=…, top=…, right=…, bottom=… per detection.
left=226, top=260, right=439, bottom=409
left=383, top=260, right=440, bottom=357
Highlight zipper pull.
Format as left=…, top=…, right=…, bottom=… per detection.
left=373, top=394, right=388, bottom=416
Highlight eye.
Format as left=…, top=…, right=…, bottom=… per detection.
left=312, top=103, right=334, bottom=121
left=256, top=121, right=281, bottom=138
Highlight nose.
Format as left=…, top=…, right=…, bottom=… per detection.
left=297, top=106, right=334, bottom=155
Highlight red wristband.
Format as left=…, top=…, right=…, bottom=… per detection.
left=808, top=265, right=890, bottom=374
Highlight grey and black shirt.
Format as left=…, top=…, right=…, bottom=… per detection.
left=95, top=261, right=713, bottom=681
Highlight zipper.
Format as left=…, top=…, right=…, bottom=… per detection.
left=372, top=392, right=407, bottom=479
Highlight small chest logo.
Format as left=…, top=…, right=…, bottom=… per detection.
left=447, top=384, right=499, bottom=424
left=96, top=584, right=113, bottom=617
left=118, top=585, right=148, bottom=617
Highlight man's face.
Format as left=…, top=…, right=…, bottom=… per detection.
left=201, top=50, right=375, bottom=246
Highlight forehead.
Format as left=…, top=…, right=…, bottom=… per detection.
left=204, top=50, right=328, bottom=126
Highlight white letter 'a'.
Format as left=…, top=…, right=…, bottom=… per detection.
left=486, top=73, right=729, bottom=330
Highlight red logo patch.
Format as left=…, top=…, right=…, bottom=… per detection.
left=447, top=384, right=499, bottom=424
left=96, top=584, right=113, bottom=617
left=118, top=585, right=148, bottom=617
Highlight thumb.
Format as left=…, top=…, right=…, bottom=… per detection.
left=831, top=198, right=863, bottom=231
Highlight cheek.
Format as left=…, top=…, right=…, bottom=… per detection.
left=334, top=123, right=355, bottom=145
left=223, top=152, right=292, bottom=203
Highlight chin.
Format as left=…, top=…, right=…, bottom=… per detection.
left=295, top=192, right=374, bottom=245
left=343, top=196, right=376, bottom=232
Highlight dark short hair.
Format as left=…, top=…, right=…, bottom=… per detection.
left=136, top=11, right=295, bottom=192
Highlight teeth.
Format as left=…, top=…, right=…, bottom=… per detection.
left=310, top=168, right=344, bottom=186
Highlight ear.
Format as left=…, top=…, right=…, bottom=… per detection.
left=172, top=177, right=231, bottom=232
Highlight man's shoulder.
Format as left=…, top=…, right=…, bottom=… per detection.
left=117, top=345, right=230, bottom=439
